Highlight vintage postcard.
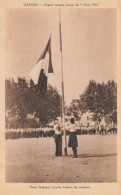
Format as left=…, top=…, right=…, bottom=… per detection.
left=0, top=0, right=121, bottom=194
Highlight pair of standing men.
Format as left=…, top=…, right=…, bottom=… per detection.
left=54, top=118, right=78, bottom=158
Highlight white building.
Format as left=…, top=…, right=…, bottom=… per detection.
left=79, top=111, right=94, bottom=128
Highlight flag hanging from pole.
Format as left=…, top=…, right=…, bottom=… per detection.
left=30, top=36, right=53, bottom=94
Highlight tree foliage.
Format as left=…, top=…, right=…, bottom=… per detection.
left=69, top=80, right=117, bottom=122
left=5, top=78, right=61, bottom=128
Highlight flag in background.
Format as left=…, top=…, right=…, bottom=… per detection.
left=30, top=36, right=53, bottom=93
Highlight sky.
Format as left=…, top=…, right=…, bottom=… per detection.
left=6, top=8, right=117, bottom=105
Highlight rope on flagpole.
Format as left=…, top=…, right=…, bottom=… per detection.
left=59, top=8, right=67, bottom=156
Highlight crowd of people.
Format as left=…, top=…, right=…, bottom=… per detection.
left=5, top=118, right=117, bottom=140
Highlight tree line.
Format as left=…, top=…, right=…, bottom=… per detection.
left=5, top=78, right=117, bottom=128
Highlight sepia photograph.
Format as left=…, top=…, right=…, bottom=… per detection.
left=5, top=8, right=117, bottom=183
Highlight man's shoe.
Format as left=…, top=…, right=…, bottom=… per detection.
left=72, top=156, right=78, bottom=158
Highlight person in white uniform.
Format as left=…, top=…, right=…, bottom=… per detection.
left=54, top=119, right=62, bottom=156
left=68, top=118, right=78, bottom=158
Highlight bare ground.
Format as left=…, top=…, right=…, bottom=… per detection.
left=6, top=134, right=117, bottom=183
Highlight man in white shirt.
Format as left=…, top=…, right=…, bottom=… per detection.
left=54, top=119, right=62, bottom=156
left=68, top=118, right=78, bottom=158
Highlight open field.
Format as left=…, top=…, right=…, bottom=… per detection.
left=6, top=134, right=117, bottom=183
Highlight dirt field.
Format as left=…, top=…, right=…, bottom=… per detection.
left=6, top=134, right=117, bottom=183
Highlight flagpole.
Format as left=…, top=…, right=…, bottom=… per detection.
left=59, top=9, right=67, bottom=156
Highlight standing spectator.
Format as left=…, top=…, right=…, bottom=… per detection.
left=105, top=125, right=108, bottom=134
left=65, top=118, right=70, bottom=135
left=54, top=119, right=62, bottom=156
left=68, top=118, right=78, bottom=158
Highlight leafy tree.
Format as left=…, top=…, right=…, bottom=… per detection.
left=5, top=78, right=61, bottom=128
left=69, top=80, right=117, bottom=123
left=67, top=99, right=82, bottom=119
